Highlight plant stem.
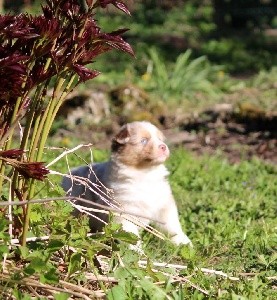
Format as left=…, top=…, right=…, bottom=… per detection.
left=0, top=98, right=22, bottom=195
left=35, top=77, right=65, bottom=162
left=20, top=84, right=45, bottom=152
left=21, top=75, right=70, bottom=246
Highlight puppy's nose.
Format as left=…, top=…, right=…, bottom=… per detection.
left=159, top=143, right=167, bottom=152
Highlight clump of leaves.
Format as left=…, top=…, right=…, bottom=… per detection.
left=0, top=0, right=133, bottom=246
left=142, top=48, right=221, bottom=100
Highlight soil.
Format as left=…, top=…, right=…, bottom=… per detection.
left=166, top=110, right=277, bottom=164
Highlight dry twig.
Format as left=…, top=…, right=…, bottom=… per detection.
left=46, top=144, right=93, bottom=168
left=0, top=272, right=104, bottom=299
left=138, top=260, right=276, bottom=282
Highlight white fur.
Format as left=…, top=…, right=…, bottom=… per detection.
left=62, top=121, right=192, bottom=248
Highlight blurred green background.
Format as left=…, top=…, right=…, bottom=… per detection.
left=3, top=0, right=276, bottom=74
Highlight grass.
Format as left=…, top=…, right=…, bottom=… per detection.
left=16, top=145, right=275, bottom=299
left=141, top=149, right=276, bottom=298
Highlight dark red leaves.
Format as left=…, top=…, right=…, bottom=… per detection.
left=93, top=1, right=131, bottom=15
left=0, top=149, right=24, bottom=159
left=0, top=14, right=39, bottom=40
left=0, top=150, right=49, bottom=181
left=0, top=52, right=29, bottom=69
left=0, top=53, right=28, bottom=102
left=14, top=161, right=49, bottom=181
left=113, top=1, right=131, bottom=15
left=0, top=66, right=27, bottom=103
left=86, top=0, right=94, bottom=6
left=0, top=157, right=49, bottom=181
left=72, top=64, right=100, bottom=82
left=99, top=31, right=134, bottom=56
left=0, top=0, right=133, bottom=96
left=0, top=0, right=133, bottom=183
left=31, top=15, right=60, bottom=41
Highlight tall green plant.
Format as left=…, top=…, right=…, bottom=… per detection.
left=0, top=0, right=133, bottom=246
left=146, top=48, right=220, bottom=99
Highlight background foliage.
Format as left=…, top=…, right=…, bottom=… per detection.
left=0, top=0, right=276, bottom=299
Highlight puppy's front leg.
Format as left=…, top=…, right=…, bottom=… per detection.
left=120, top=219, right=144, bottom=254
left=158, top=204, right=192, bottom=247
left=120, top=219, right=140, bottom=236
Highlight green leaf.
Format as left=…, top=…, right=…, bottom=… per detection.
left=113, top=231, right=138, bottom=244
left=19, top=246, right=29, bottom=259
left=29, top=210, right=42, bottom=222
left=0, top=231, right=10, bottom=240
left=68, top=252, right=82, bottom=276
left=171, top=49, right=192, bottom=85
left=40, top=268, right=59, bottom=284
left=180, top=245, right=195, bottom=260
left=105, top=222, right=122, bottom=235
left=47, top=239, right=65, bottom=253
left=146, top=258, right=159, bottom=281
left=107, top=285, right=127, bottom=300
left=0, top=244, right=9, bottom=256
left=149, top=48, right=168, bottom=86
left=114, top=267, right=131, bottom=280
left=23, top=266, right=36, bottom=276
left=231, top=294, right=248, bottom=300
left=257, top=254, right=268, bottom=266
left=140, top=278, right=168, bottom=299
left=29, top=257, right=47, bottom=272
left=13, top=290, right=32, bottom=300
left=0, top=218, right=9, bottom=232
left=54, top=292, right=70, bottom=300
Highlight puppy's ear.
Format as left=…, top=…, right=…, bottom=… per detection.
left=113, top=124, right=131, bottom=144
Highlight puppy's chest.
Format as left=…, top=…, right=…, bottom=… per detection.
left=111, top=177, right=172, bottom=208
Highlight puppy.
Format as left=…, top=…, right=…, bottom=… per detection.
left=61, top=121, right=192, bottom=247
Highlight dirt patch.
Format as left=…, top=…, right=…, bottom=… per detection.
left=166, top=107, right=277, bottom=164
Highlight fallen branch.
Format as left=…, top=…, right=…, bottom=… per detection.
left=0, top=273, right=104, bottom=299
left=84, top=273, right=118, bottom=283
left=59, top=279, right=105, bottom=297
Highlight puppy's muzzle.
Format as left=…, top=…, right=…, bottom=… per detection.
left=159, top=143, right=170, bottom=157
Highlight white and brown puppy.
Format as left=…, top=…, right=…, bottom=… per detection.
left=62, top=121, right=192, bottom=247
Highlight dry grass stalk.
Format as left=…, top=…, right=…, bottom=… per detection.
left=0, top=272, right=105, bottom=299
left=138, top=260, right=277, bottom=282
left=46, top=144, right=93, bottom=168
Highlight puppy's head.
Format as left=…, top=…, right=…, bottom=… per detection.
left=111, top=121, right=170, bottom=168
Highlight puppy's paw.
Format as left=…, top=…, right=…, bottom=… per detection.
left=129, top=241, right=145, bottom=255
left=171, top=233, right=193, bottom=247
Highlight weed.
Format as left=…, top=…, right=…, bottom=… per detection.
left=141, top=48, right=221, bottom=101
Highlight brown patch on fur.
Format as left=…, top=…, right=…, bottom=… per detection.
left=111, top=124, right=131, bottom=153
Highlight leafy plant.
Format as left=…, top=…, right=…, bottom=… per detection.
left=202, top=37, right=276, bottom=73
left=142, top=48, right=221, bottom=100
left=250, top=66, right=277, bottom=89
left=0, top=0, right=133, bottom=246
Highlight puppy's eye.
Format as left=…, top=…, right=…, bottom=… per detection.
left=141, top=138, right=148, bottom=145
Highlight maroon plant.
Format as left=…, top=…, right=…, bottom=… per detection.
left=0, top=150, right=49, bottom=181
left=0, top=0, right=133, bottom=245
